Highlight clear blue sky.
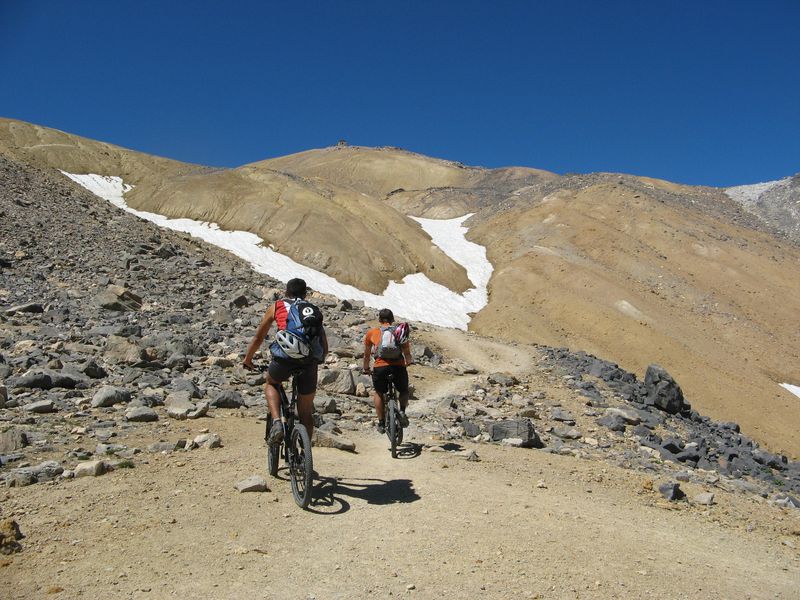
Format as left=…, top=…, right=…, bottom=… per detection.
left=1, top=1, right=798, bottom=186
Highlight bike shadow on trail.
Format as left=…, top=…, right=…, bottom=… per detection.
left=394, top=442, right=423, bottom=459
left=308, top=476, right=421, bottom=515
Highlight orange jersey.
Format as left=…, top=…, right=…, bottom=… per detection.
left=364, top=327, right=409, bottom=368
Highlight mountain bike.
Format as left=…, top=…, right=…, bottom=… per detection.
left=265, top=370, right=313, bottom=509
left=385, top=373, right=404, bottom=459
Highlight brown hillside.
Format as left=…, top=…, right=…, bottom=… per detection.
left=2, top=117, right=798, bottom=456
left=0, top=119, right=470, bottom=294
left=258, top=146, right=559, bottom=219
left=469, top=182, right=800, bottom=456
left=0, top=117, right=197, bottom=181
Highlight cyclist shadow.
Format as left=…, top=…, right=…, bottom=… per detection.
left=308, top=476, right=421, bottom=515
left=393, top=442, right=423, bottom=459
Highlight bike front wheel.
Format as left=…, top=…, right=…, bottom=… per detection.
left=387, top=399, right=403, bottom=458
left=266, top=416, right=279, bottom=477
left=289, top=424, right=314, bottom=508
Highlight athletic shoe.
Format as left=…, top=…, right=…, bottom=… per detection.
left=399, top=412, right=409, bottom=427
left=376, top=422, right=386, bottom=434
left=268, top=420, right=284, bottom=446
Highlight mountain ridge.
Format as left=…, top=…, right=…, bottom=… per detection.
left=1, top=152, right=798, bottom=599
left=1, top=117, right=798, bottom=457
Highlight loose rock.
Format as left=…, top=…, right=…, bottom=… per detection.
left=657, top=482, right=685, bottom=501
left=22, top=399, right=56, bottom=414
left=694, top=492, right=715, bottom=506
left=0, top=519, right=24, bottom=554
left=125, top=406, right=158, bottom=422
left=94, top=285, right=142, bottom=311
left=235, top=476, right=268, bottom=493
left=313, top=429, right=356, bottom=452
left=91, top=386, right=131, bottom=408
left=74, top=460, right=107, bottom=478
left=193, top=433, right=222, bottom=449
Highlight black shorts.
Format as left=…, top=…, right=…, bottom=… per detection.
left=372, top=365, right=409, bottom=395
left=268, top=359, right=318, bottom=395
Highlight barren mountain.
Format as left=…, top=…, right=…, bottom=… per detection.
left=252, top=145, right=558, bottom=218
left=1, top=117, right=798, bottom=459
left=0, top=119, right=470, bottom=295
left=467, top=179, right=800, bottom=457
left=1, top=153, right=798, bottom=599
left=248, top=142, right=800, bottom=458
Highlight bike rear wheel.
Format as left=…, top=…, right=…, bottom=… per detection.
left=387, top=398, right=403, bottom=458
left=266, top=416, right=279, bottom=477
left=289, top=424, right=313, bottom=508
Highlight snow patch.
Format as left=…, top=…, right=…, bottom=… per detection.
left=61, top=172, right=492, bottom=330
left=25, top=143, right=75, bottom=149
left=410, top=214, right=492, bottom=313
left=780, top=383, right=800, bottom=400
left=532, top=245, right=560, bottom=257
left=615, top=300, right=646, bottom=321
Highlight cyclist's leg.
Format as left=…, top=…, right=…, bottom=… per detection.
left=393, top=365, right=410, bottom=411
left=265, top=378, right=284, bottom=444
left=266, top=360, right=291, bottom=420
left=372, top=390, right=385, bottom=421
left=297, top=392, right=315, bottom=438
left=399, top=391, right=409, bottom=411
left=266, top=361, right=293, bottom=444
left=371, top=366, right=389, bottom=424
left=295, top=364, right=318, bottom=438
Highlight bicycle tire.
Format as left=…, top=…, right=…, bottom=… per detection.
left=387, top=398, right=399, bottom=458
left=394, top=404, right=404, bottom=448
left=289, top=424, right=313, bottom=508
left=265, top=416, right=280, bottom=477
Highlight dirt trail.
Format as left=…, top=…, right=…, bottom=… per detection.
left=4, top=413, right=798, bottom=600
left=424, top=329, right=538, bottom=376
left=412, top=328, right=541, bottom=403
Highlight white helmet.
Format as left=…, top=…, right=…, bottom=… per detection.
left=275, top=330, right=310, bottom=359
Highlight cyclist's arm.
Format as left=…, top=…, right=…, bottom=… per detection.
left=243, top=303, right=276, bottom=369
left=320, top=326, right=329, bottom=360
left=363, top=334, right=374, bottom=373
left=402, top=341, right=414, bottom=366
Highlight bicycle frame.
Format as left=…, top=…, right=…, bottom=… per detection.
left=265, top=368, right=314, bottom=508
left=276, top=377, right=299, bottom=462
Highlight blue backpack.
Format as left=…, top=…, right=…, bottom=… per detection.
left=270, top=298, right=324, bottom=363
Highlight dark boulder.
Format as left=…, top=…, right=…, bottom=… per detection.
left=488, top=373, right=518, bottom=386
left=462, top=420, right=481, bottom=437
left=644, top=365, right=685, bottom=414
left=4, top=303, right=44, bottom=315
left=661, top=438, right=684, bottom=454
left=658, top=482, right=686, bottom=501
left=596, top=414, right=626, bottom=432
left=210, top=390, right=244, bottom=409
left=488, top=419, right=543, bottom=448
left=10, top=372, right=52, bottom=390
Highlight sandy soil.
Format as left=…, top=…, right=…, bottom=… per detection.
left=3, top=415, right=799, bottom=600
left=3, top=326, right=799, bottom=600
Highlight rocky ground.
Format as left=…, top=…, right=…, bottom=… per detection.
left=1, top=154, right=799, bottom=598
